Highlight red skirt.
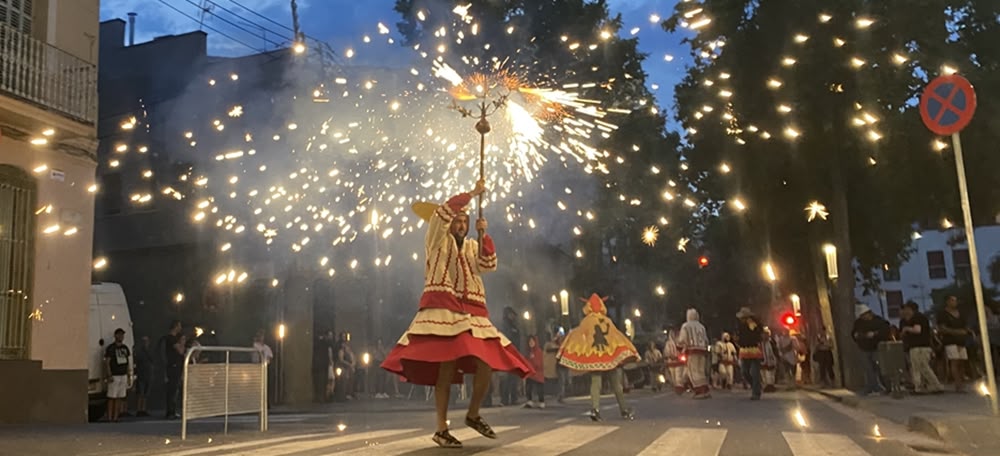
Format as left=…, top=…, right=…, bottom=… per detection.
left=381, top=307, right=533, bottom=386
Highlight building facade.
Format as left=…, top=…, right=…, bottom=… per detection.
left=856, top=225, right=1000, bottom=323
left=0, top=0, right=99, bottom=423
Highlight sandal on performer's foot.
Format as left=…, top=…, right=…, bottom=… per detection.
left=433, top=430, right=463, bottom=448
left=465, top=415, right=497, bottom=439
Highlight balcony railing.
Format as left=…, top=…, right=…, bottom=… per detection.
left=0, top=22, right=97, bottom=125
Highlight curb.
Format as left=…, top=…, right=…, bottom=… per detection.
left=906, top=414, right=943, bottom=441
left=807, top=386, right=1000, bottom=456
left=805, top=387, right=933, bottom=434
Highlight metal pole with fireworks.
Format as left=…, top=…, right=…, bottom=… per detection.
left=450, top=81, right=510, bottom=252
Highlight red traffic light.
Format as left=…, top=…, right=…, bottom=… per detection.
left=698, top=256, right=709, bottom=268
left=782, top=313, right=797, bottom=327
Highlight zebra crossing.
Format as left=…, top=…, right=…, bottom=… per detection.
left=136, top=421, right=902, bottom=456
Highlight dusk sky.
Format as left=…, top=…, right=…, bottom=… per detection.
left=100, top=1, right=688, bottom=111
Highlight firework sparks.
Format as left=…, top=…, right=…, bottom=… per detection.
left=98, top=3, right=702, bottom=296
left=805, top=201, right=829, bottom=222
left=642, top=226, right=660, bottom=246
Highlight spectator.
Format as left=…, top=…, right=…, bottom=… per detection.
left=313, top=331, right=334, bottom=402
left=937, top=295, right=971, bottom=392
left=761, top=327, right=778, bottom=392
left=336, top=332, right=356, bottom=400
left=813, top=327, right=835, bottom=387
left=777, top=330, right=799, bottom=385
left=987, top=303, right=1000, bottom=378
left=103, top=328, right=132, bottom=422
left=133, top=336, right=153, bottom=417
left=543, top=334, right=562, bottom=398
left=500, top=307, right=522, bottom=406
left=252, top=330, right=274, bottom=364
left=522, top=335, right=545, bottom=409
left=852, top=304, right=890, bottom=395
left=161, top=320, right=184, bottom=419
left=900, top=302, right=944, bottom=394
left=373, top=338, right=394, bottom=399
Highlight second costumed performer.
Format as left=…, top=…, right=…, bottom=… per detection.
left=557, top=294, right=639, bottom=421
left=381, top=180, right=533, bottom=449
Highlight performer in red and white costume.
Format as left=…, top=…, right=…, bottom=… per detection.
left=677, top=308, right=711, bottom=399
left=715, top=332, right=738, bottom=389
left=381, top=180, right=533, bottom=449
left=663, top=328, right=687, bottom=395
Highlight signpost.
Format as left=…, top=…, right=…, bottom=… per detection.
left=920, top=74, right=997, bottom=415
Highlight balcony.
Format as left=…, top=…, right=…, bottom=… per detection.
left=0, top=22, right=97, bottom=126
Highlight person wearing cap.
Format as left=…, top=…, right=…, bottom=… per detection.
left=381, top=180, right=532, bottom=449
left=852, top=303, right=890, bottom=395
left=736, top=307, right=764, bottom=400
left=103, top=328, right=133, bottom=422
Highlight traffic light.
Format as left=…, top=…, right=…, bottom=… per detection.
left=698, top=255, right=709, bottom=268
left=781, top=312, right=797, bottom=328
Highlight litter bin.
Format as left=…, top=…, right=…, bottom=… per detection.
left=877, top=341, right=906, bottom=398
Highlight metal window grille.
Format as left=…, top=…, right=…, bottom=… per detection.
left=0, top=165, right=36, bottom=359
left=0, top=18, right=97, bottom=125
left=181, top=346, right=268, bottom=440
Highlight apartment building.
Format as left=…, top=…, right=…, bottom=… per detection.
left=0, top=0, right=99, bottom=423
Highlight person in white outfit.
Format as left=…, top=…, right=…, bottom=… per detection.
left=716, top=333, right=738, bottom=389
left=677, top=308, right=711, bottom=399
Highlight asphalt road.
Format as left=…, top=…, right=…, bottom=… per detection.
left=0, top=389, right=960, bottom=456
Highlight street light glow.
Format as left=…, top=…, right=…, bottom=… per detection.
left=763, top=262, right=777, bottom=282
left=823, top=244, right=839, bottom=279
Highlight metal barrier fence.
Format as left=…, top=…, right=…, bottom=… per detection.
left=181, top=346, right=268, bottom=440
left=0, top=22, right=98, bottom=124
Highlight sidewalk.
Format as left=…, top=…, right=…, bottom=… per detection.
left=808, top=386, right=1000, bottom=456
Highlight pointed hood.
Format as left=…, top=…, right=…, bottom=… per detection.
left=582, top=293, right=608, bottom=316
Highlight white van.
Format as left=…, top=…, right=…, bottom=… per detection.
left=88, top=282, right=134, bottom=421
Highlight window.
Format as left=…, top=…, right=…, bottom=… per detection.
left=927, top=251, right=947, bottom=280
left=953, top=249, right=971, bottom=285
left=0, top=0, right=33, bottom=34
left=883, top=266, right=900, bottom=282
left=886, top=291, right=903, bottom=319
left=0, top=165, right=36, bottom=359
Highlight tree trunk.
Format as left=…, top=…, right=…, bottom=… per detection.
left=829, top=152, right=863, bottom=390
left=809, top=226, right=840, bottom=386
